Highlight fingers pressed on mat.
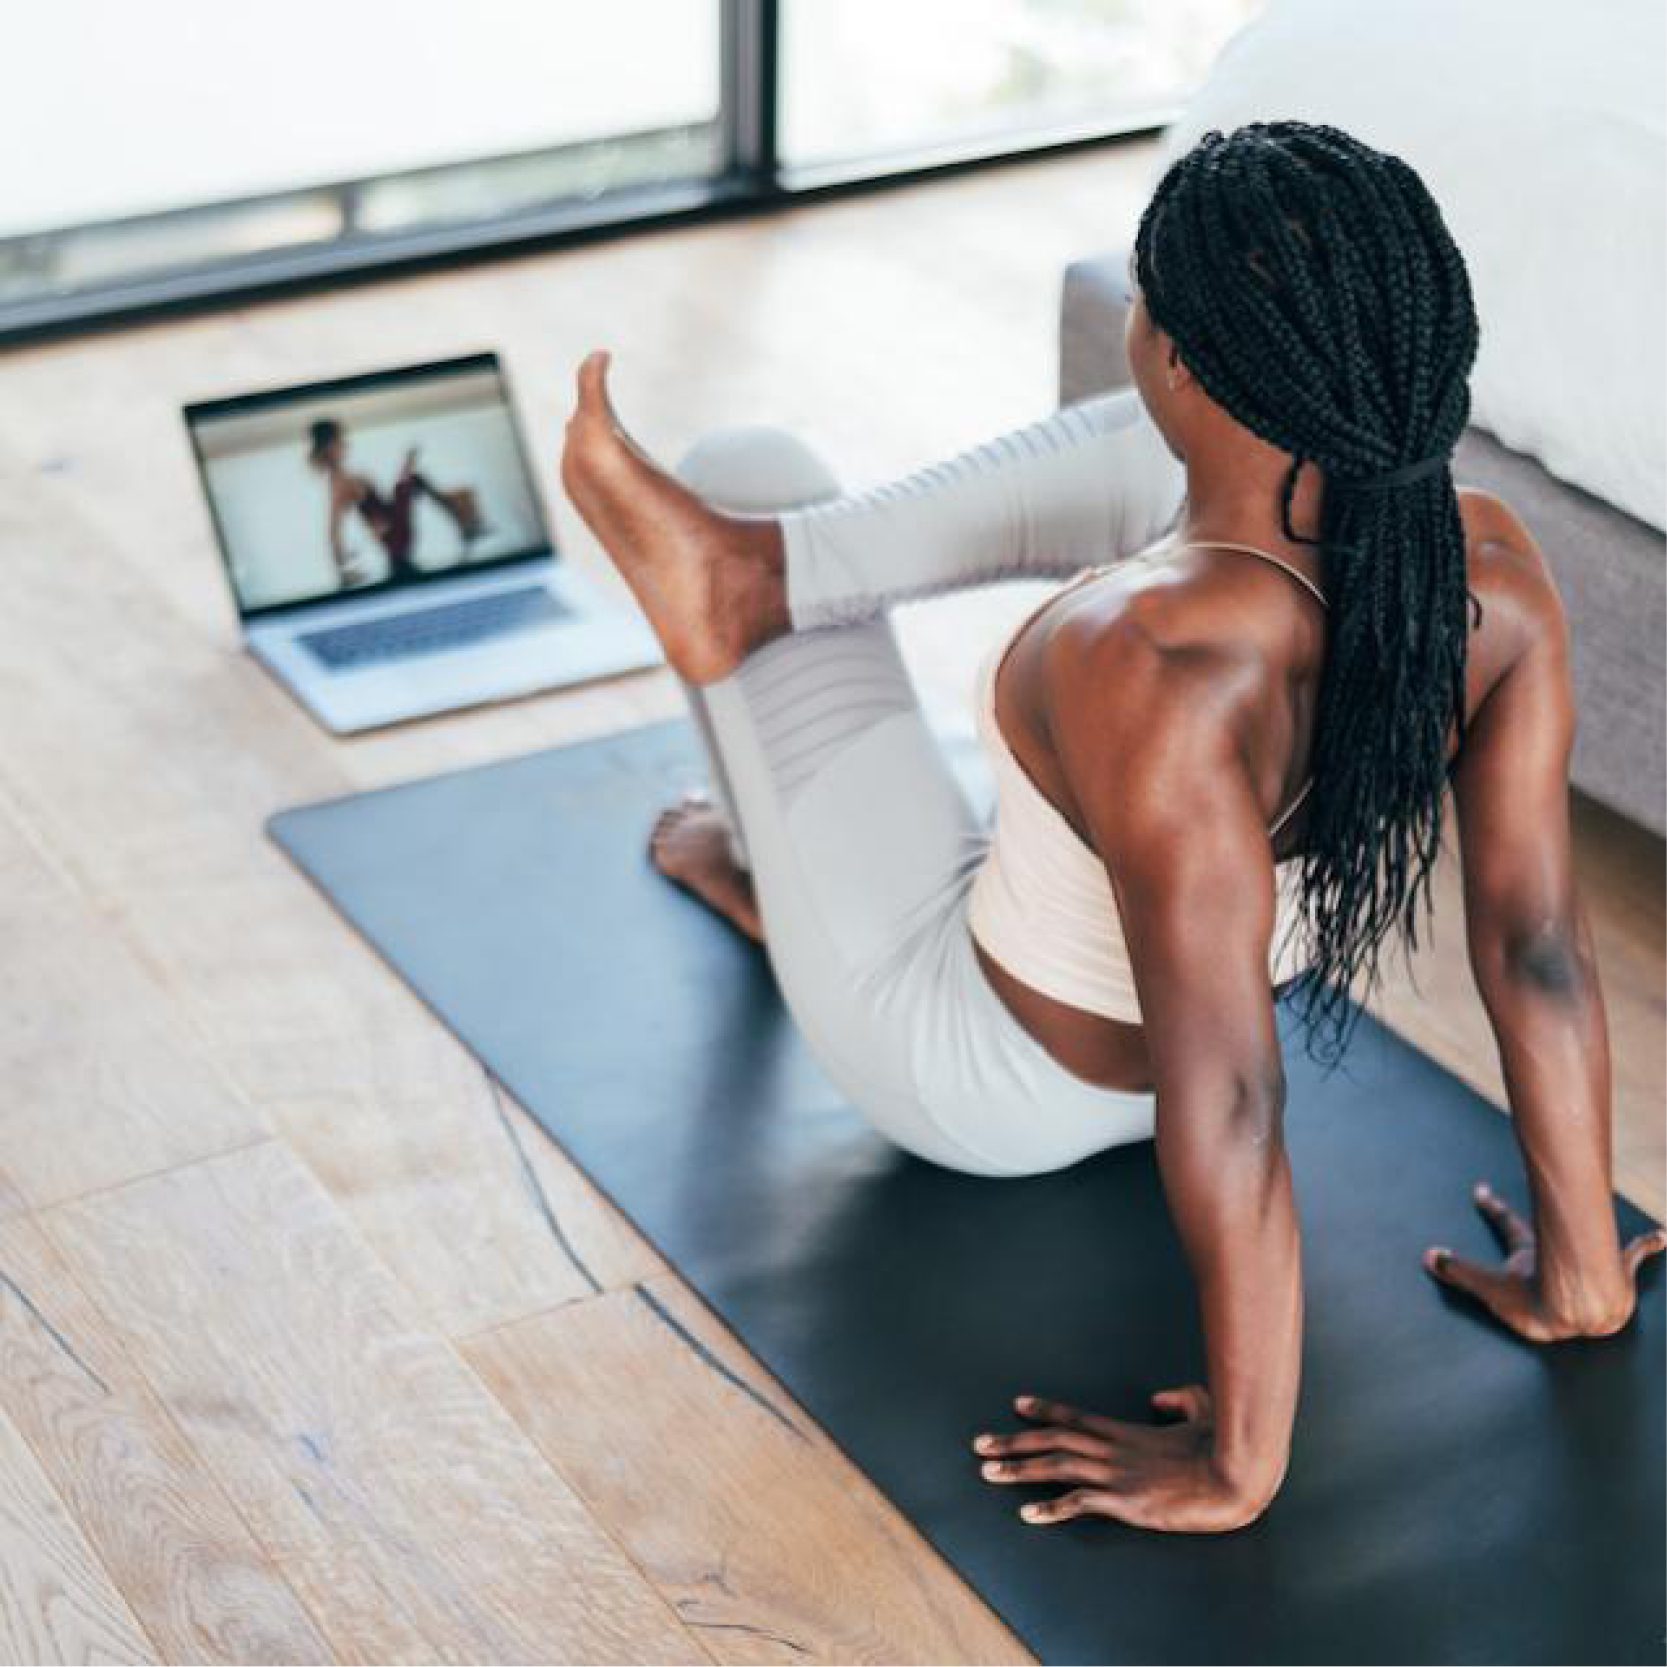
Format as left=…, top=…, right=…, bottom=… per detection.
left=974, top=1427, right=1114, bottom=1459
left=1150, top=1384, right=1212, bottom=1422
left=1624, top=1227, right=1667, bottom=1278
left=1020, top=1489, right=1115, bottom=1525
left=1471, top=1181, right=1533, bottom=1253
left=1014, top=1395, right=1118, bottom=1436
left=981, top=1453, right=1117, bottom=1486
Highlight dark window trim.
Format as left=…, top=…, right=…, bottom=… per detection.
left=0, top=0, right=1167, bottom=349
left=722, top=0, right=782, bottom=190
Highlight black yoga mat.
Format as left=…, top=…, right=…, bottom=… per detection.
left=271, top=717, right=1664, bottom=1666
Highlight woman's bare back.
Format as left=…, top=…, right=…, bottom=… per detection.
left=976, top=487, right=1564, bottom=1091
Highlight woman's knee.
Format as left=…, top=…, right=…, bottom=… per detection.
left=673, top=424, right=841, bottom=516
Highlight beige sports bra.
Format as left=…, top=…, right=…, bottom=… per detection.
left=966, top=536, right=1326, bottom=1024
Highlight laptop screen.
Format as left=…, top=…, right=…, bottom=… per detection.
left=186, top=353, right=553, bottom=618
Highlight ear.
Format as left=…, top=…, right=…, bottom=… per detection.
left=1164, top=340, right=1198, bottom=394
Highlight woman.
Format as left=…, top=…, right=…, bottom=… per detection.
left=560, top=122, right=1664, bottom=1534
left=307, top=417, right=485, bottom=586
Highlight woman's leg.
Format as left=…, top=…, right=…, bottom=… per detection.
left=667, top=425, right=1155, bottom=1177
left=777, top=387, right=1184, bottom=630
left=378, top=477, right=422, bottom=576
left=677, top=391, right=1181, bottom=866
left=670, top=423, right=937, bottom=888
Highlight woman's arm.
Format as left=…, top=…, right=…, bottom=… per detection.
left=986, top=612, right=1302, bottom=1532
left=1437, top=535, right=1663, bottom=1335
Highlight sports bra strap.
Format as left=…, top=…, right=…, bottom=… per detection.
left=1178, top=541, right=1324, bottom=835
left=1181, top=540, right=1329, bottom=610
left=1268, top=775, right=1313, bottom=838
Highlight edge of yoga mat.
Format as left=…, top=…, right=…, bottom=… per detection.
left=269, top=716, right=1665, bottom=1667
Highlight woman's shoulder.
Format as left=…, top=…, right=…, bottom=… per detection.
left=1450, top=488, right=1573, bottom=746
left=1458, top=486, right=1552, bottom=580
left=1456, top=485, right=1568, bottom=638
left=1040, top=579, right=1271, bottom=807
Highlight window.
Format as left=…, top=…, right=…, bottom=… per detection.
left=2, top=0, right=723, bottom=331
left=780, top=0, right=1260, bottom=179
left=1, top=0, right=1258, bottom=340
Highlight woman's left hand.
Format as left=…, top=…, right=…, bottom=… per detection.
left=1423, top=1180, right=1667, bottom=1341
left=972, top=1387, right=1273, bottom=1534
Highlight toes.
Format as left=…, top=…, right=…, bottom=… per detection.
left=566, top=352, right=626, bottom=473
left=649, top=794, right=727, bottom=871
left=574, top=350, right=647, bottom=465
left=653, top=791, right=710, bottom=827
left=576, top=349, right=612, bottom=408
left=649, top=805, right=691, bottom=856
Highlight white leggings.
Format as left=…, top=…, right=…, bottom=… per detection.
left=673, top=389, right=1186, bottom=1177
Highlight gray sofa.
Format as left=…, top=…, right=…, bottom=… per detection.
left=1061, top=252, right=1667, bottom=837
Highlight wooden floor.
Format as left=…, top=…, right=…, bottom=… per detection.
left=1, top=138, right=1661, bottom=1665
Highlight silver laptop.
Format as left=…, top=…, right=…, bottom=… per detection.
left=186, top=351, right=661, bottom=734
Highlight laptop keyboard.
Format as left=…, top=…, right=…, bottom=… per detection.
left=300, top=586, right=571, bottom=670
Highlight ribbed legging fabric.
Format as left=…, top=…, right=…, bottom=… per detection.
left=672, top=388, right=1184, bottom=1177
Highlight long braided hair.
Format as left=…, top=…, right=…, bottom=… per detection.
left=1133, top=121, right=1482, bottom=1066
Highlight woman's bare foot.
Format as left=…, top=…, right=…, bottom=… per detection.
left=560, top=351, right=787, bottom=685
left=649, top=793, right=765, bottom=943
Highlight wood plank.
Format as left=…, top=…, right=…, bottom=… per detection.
left=278, top=1067, right=665, bottom=1339
left=0, top=1216, right=329, bottom=1663
left=45, top=1140, right=705, bottom=1666
left=0, top=779, right=264, bottom=1210
left=0, top=1399, right=155, bottom=1666
left=467, top=1274, right=1026, bottom=1667
left=0, top=480, right=666, bottom=1336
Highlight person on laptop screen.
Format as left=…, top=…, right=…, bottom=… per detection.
left=306, top=416, right=487, bottom=589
